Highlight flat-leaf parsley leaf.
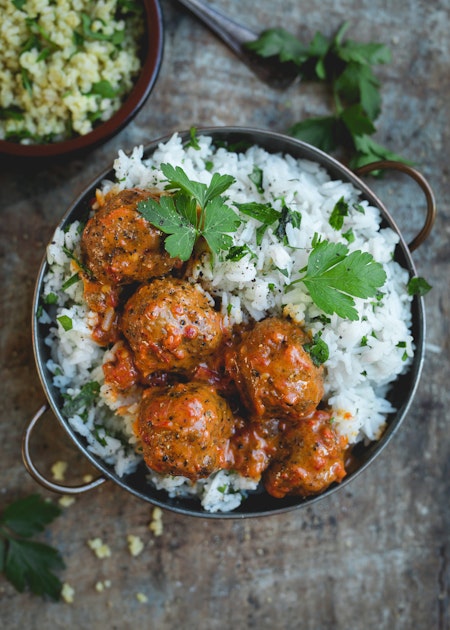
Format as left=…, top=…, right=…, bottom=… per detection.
left=407, top=276, right=432, bottom=296
left=291, top=240, right=387, bottom=320
left=247, top=22, right=410, bottom=169
left=137, top=164, right=240, bottom=261
left=0, top=495, right=64, bottom=600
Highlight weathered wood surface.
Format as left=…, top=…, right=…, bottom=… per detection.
left=1, top=1, right=448, bottom=628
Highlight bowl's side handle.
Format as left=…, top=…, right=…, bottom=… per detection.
left=22, top=404, right=106, bottom=495
left=354, top=160, right=437, bottom=251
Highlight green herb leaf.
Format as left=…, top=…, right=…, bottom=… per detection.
left=80, top=13, right=124, bottom=44
left=340, top=102, right=377, bottom=136
left=0, top=495, right=64, bottom=600
left=44, top=292, right=58, bottom=304
left=289, top=116, right=340, bottom=154
left=245, top=28, right=308, bottom=64
left=275, top=204, right=302, bottom=242
left=337, top=37, right=391, bottom=66
left=248, top=165, right=264, bottom=194
left=407, top=276, right=432, bottom=296
left=62, top=245, right=93, bottom=278
left=62, top=381, right=100, bottom=418
left=89, top=80, right=119, bottom=98
left=1, top=495, right=61, bottom=539
left=201, top=195, right=240, bottom=256
left=303, top=332, right=329, bottom=366
left=4, top=539, right=64, bottom=600
left=137, top=166, right=239, bottom=261
left=57, top=315, right=72, bottom=331
left=235, top=202, right=279, bottom=225
left=160, top=163, right=234, bottom=207
left=62, top=273, right=80, bottom=290
left=295, top=240, right=387, bottom=320
left=248, top=22, right=409, bottom=168
left=138, top=195, right=197, bottom=261
left=329, top=197, right=349, bottom=230
left=225, top=244, right=255, bottom=261
left=342, top=228, right=355, bottom=243
left=21, top=67, right=33, bottom=94
left=0, top=106, right=25, bottom=121
left=349, top=134, right=414, bottom=169
left=185, top=126, right=201, bottom=150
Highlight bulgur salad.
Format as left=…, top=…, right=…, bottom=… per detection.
left=0, top=0, right=145, bottom=144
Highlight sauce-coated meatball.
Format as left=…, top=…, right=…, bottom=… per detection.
left=137, top=381, right=235, bottom=480
left=121, top=278, right=224, bottom=377
left=230, top=418, right=280, bottom=480
left=81, top=188, right=181, bottom=285
left=226, top=317, right=324, bottom=420
left=263, top=410, right=347, bottom=498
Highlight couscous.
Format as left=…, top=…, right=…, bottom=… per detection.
left=0, top=0, right=144, bottom=144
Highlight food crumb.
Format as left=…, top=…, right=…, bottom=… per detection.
left=136, top=592, right=148, bottom=603
left=127, top=534, right=144, bottom=557
left=95, top=580, right=112, bottom=592
left=87, top=538, right=111, bottom=559
left=61, top=583, right=75, bottom=604
left=83, top=474, right=94, bottom=483
left=59, top=495, right=76, bottom=508
left=149, top=507, right=163, bottom=537
left=51, top=460, right=68, bottom=481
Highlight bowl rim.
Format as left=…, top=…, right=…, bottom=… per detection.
left=31, top=126, right=426, bottom=518
left=0, top=0, right=163, bottom=159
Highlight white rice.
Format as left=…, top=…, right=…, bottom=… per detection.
left=39, top=133, right=414, bottom=512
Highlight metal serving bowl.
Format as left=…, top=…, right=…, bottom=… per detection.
left=23, top=127, right=436, bottom=518
left=0, top=0, right=163, bottom=160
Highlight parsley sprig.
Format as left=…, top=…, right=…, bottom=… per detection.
left=247, top=22, right=409, bottom=168
left=137, top=164, right=240, bottom=261
left=291, top=240, right=387, bottom=321
left=0, top=495, right=64, bottom=600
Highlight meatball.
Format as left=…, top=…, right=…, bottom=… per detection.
left=81, top=188, right=182, bottom=285
left=226, top=317, right=324, bottom=419
left=137, top=381, right=235, bottom=480
left=264, top=410, right=347, bottom=498
left=121, top=277, right=224, bottom=377
left=230, top=418, right=281, bottom=480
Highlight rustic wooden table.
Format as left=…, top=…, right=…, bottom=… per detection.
left=1, top=1, right=448, bottom=628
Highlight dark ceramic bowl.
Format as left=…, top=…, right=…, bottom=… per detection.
left=0, top=0, right=163, bottom=159
left=24, top=127, right=436, bottom=518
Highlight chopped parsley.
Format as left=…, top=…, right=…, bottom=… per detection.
left=78, top=13, right=125, bottom=46
left=303, top=332, right=329, bottom=366
left=57, top=315, right=73, bottom=331
left=226, top=244, right=256, bottom=261
left=343, top=228, right=355, bottom=243
left=88, top=80, right=120, bottom=99
left=329, top=197, right=349, bottom=230
left=44, top=292, right=58, bottom=305
left=248, top=165, right=264, bottom=194
left=235, top=201, right=300, bottom=245
left=185, top=126, right=201, bottom=150
left=62, top=381, right=100, bottom=419
left=275, top=204, right=302, bottom=243
left=61, top=272, right=80, bottom=291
